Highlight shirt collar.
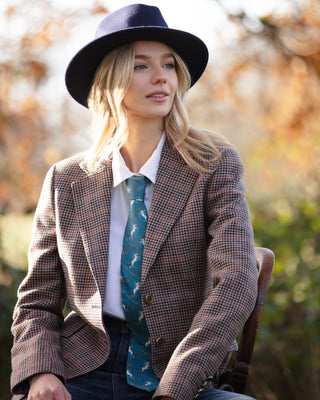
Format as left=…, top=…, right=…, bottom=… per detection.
left=112, top=133, right=165, bottom=188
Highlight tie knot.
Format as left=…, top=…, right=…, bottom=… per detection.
left=125, top=176, right=148, bottom=201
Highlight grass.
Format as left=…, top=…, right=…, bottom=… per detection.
left=0, top=213, right=33, bottom=273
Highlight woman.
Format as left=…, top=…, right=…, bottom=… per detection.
left=11, top=4, right=258, bottom=400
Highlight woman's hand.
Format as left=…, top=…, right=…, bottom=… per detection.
left=28, top=373, right=71, bottom=400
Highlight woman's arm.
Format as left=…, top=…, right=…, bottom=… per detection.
left=11, top=165, right=67, bottom=396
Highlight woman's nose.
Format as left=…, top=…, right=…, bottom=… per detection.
left=151, top=66, right=168, bottom=84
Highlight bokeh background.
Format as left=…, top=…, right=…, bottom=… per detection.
left=0, top=0, right=319, bottom=399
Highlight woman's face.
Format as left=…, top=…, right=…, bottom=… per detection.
left=123, top=41, right=178, bottom=123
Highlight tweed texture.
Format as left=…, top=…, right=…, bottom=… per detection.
left=11, top=139, right=257, bottom=400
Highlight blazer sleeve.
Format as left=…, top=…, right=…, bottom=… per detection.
left=153, top=148, right=258, bottom=400
left=11, top=165, right=66, bottom=395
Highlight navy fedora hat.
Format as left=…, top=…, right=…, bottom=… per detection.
left=65, top=3, right=209, bottom=107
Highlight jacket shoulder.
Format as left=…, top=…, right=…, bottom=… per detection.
left=44, top=152, right=92, bottom=186
left=54, top=152, right=87, bottom=174
left=219, top=146, right=244, bottom=171
left=203, top=145, right=244, bottom=178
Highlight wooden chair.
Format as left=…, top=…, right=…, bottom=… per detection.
left=219, top=247, right=275, bottom=394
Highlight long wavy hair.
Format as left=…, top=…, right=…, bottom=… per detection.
left=86, top=42, right=230, bottom=173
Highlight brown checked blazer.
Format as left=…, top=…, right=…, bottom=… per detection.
left=11, top=139, right=258, bottom=400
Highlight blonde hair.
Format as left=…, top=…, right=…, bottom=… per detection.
left=86, top=42, right=230, bottom=173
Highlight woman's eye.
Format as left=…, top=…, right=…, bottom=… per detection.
left=134, top=64, right=147, bottom=70
left=163, top=63, right=175, bottom=69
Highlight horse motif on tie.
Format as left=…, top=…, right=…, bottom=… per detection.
left=121, top=176, right=159, bottom=391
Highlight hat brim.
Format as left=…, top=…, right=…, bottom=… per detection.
left=65, top=27, right=208, bottom=107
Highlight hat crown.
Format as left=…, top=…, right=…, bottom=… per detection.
left=95, top=4, right=168, bottom=39
left=66, top=3, right=208, bottom=107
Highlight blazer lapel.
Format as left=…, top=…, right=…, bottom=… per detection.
left=71, top=161, right=113, bottom=300
left=70, top=143, right=199, bottom=293
left=142, top=140, right=199, bottom=284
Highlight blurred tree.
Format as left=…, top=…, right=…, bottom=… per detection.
left=247, top=196, right=320, bottom=400
left=0, top=0, right=107, bottom=213
left=1, top=1, right=60, bottom=212
left=209, top=0, right=320, bottom=202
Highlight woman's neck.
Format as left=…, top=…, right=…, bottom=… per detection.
left=120, top=117, right=164, bottom=172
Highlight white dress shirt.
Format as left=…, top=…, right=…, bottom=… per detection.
left=103, top=134, right=165, bottom=319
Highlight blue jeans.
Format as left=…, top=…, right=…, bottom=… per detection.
left=198, top=389, right=255, bottom=400
left=23, top=317, right=255, bottom=400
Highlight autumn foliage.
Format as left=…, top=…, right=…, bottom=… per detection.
left=0, top=1, right=107, bottom=212
left=200, top=0, right=320, bottom=203
left=0, top=1, right=319, bottom=399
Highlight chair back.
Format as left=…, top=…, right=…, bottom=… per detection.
left=228, top=247, right=275, bottom=393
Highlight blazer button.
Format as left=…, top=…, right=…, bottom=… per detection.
left=155, top=337, right=165, bottom=347
left=145, top=294, right=154, bottom=304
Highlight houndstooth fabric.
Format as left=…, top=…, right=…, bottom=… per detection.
left=11, top=140, right=258, bottom=400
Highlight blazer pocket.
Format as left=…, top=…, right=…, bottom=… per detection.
left=61, top=313, right=87, bottom=338
left=59, top=313, right=108, bottom=379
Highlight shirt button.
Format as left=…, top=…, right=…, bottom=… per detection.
left=145, top=294, right=154, bottom=304
left=155, top=337, right=165, bottom=347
